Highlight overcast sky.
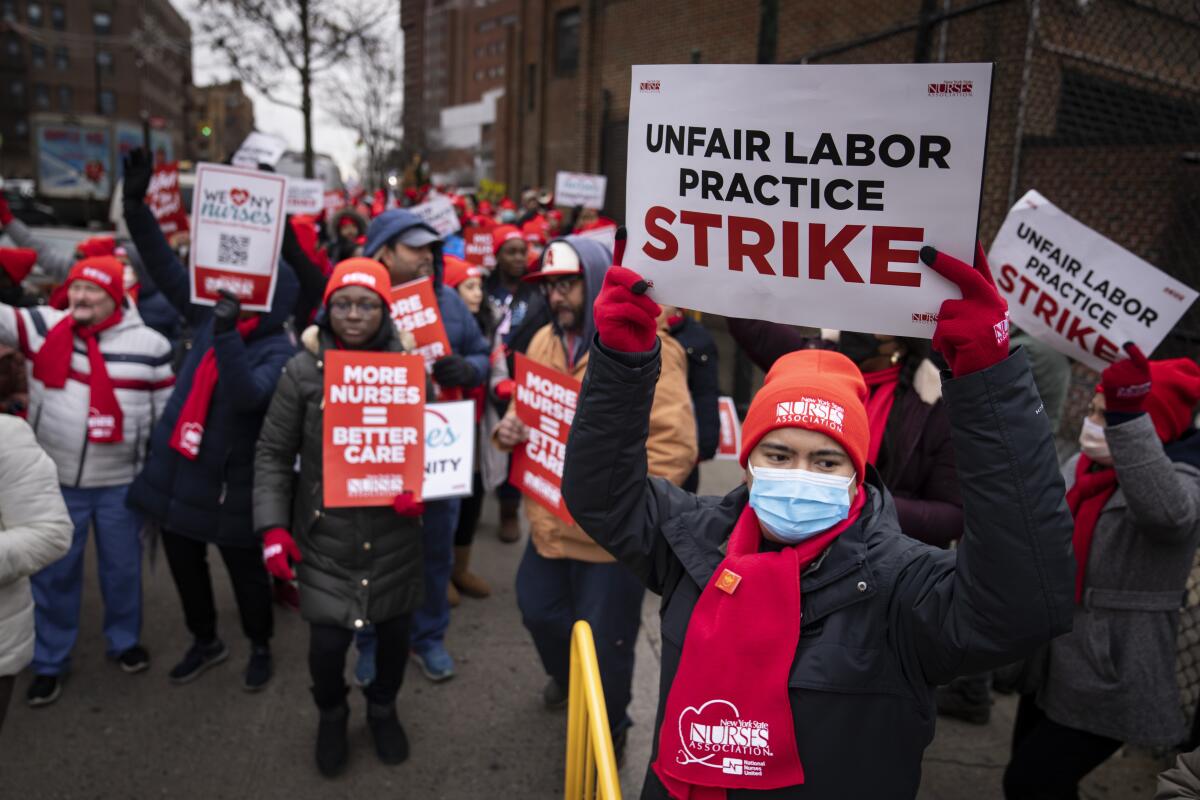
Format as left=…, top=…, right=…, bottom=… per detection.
left=183, top=1, right=394, bottom=182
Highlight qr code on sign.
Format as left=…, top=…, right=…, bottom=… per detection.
left=217, top=233, right=250, bottom=267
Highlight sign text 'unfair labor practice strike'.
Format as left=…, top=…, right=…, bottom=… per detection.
left=625, top=63, right=993, bottom=337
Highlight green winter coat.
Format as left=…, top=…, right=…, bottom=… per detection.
left=253, top=325, right=424, bottom=629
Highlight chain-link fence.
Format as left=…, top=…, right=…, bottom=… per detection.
left=789, top=0, right=1200, bottom=736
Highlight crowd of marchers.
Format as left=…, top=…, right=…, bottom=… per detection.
left=1, top=150, right=1200, bottom=799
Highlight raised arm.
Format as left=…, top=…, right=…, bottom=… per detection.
left=0, top=206, right=77, bottom=281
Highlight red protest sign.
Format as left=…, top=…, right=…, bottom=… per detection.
left=509, top=352, right=580, bottom=524
left=322, top=350, right=426, bottom=507
left=390, top=277, right=452, bottom=370
left=715, top=396, right=742, bottom=460
left=146, top=161, right=189, bottom=236
left=463, top=221, right=496, bottom=268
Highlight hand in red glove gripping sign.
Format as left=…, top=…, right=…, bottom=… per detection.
left=593, top=265, right=661, bottom=353
left=1100, top=342, right=1152, bottom=413
left=262, top=528, right=302, bottom=581
left=393, top=491, right=425, bottom=518
left=920, top=242, right=1011, bottom=378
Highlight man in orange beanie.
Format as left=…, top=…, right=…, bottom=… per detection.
left=562, top=244, right=1075, bottom=799
left=0, top=254, right=173, bottom=707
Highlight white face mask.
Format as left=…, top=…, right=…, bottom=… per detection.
left=1079, top=417, right=1113, bottom=465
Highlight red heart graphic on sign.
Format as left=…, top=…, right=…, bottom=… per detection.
left=230, top=188, right=250, bottom=206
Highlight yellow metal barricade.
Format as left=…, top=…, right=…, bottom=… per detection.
left=564, top=620, right=623, bottom=800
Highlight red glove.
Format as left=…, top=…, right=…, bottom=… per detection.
left=920, top=243, right=1011, bottom=378
left=1100, top=342, right=1152, bottom=413
left=262, top=528, right=301, bottom=581
left=494, top=378, right=515, bottom=401
left=0, top=196, right=13, bottom=227
left=593, top=266, right=661, bottom=353
left=393, top=491, right=425, bottom=517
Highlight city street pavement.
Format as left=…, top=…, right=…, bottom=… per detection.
left=0, top=460, right=1165, bottom=798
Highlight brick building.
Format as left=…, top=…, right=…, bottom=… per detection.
left=401, top=0, right=517, bottom=184
left=190, top=79, right=254, bottom=165
left=0, top=0, right=192, bottom=183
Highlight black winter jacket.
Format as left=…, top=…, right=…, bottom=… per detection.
left=667, top=314, right=720, bottom=462
left=253, top=325, right=424, bottom=629
left=563, top=341, right=1075, bottom=799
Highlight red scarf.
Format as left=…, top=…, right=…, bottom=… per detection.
left=170, top=317, right=260, bottom=460
left=1064, top=455, right=1119, bottom=603
left=863, top=365, right=901, bottom=465
left=33, top=310, right=125, bottom=443
left=653, top=490, right=866, bottom=798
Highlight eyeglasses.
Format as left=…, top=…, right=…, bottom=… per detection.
left=540, top=276, right=581, bottom=297
left=329, top=298, right=384, bottom=316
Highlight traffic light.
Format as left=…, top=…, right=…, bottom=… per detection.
left=200, top=123, right=212, bottom=137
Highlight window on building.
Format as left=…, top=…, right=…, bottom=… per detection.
left=26, top=1, right=42, bottom=26
left=57, top=84, right=71, bottom=111
left=98, top=88, right=114, bottom=114
left=54, top=45, right=67, bottom=69
left=553, top=9, right=580, bottom=76
left=30, top=43, right=45, bottom=67
left=1, top=1, right=15, bottom=21
left=498, top=13, right=516, bottom=25
left=6, top=34, right=20, bottom=57
left=9, top=78, right=24, bottom=101
left=33, top=82, right=48, bottom=107
left=95, top=48, right=113, bottom=74
left=92, top=9, right=111, bottom=34
left=477, top=18, right=495, bottom=33
left=50, top=2, right=63, bottom=28
left=14, top=119, right=28, bottom=137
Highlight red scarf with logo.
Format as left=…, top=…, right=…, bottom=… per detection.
left=1064, top=455, right=1118, bottom=603
left=170, top=317, right=260, bottom=460
left=863, top=365, right=901, bottom=465
left=653, top=491, right=866, bottom=798
left=33, top=310, right=125, bottom=443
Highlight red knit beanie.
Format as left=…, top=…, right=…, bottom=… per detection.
left=442, top=254, right=484, bottom=289
left=75, top=236, right=117, bottom=259
left=66, top=256, right=125, bottom=306
left=0, top=247, right=37, bottom=284
left=323, top=258, right=392, bottom=307
left=739, top=349, right=870, bottom=482
left=492, top=225, right=524, bottom=255
left=1143, top=359, right=1200, bottom=443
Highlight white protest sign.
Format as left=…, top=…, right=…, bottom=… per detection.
left=189, top=162, right=288, bottom=311
left=575, top=224, right=617, bottom=254
left=989, top=190, right=1197, bottom=370
left=625, top=63, right=992, bottom=338
left=285, top=178, right=325, bottom=215
left=231, top=132, right=288, bottom=169
left=554, top=171, right=608, bottom=210
left=411, top=195, right=461, bottom=238
left=422, top=400, right=476, bottom=500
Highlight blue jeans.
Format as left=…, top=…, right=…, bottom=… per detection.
left=31, top=484, right=143, bottom=675
left=410, top=498, right=460, bottom=653
left=516, top=541, right=645, bottom=732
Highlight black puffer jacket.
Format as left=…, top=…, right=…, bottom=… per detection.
left=563, top=341, right=1075, bottom=799
left=253, top=325, right=423, bottom=629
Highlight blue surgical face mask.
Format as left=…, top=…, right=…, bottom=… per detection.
left=748, top=465, right=855, bottom=543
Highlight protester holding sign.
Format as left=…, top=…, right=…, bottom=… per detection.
left=121, top=148, right=299, bottom=693
left=728, top=319, right=964, bottom=548
left=561, top=245, right=1075, bottom=798
left=492, top=236, right=696, bottom=760
left=1005, top=346, right=1200, bottom=800
left=254, top=259, right=425, bottom=778
left=443, top=257, right=499, bottom=602
left=364, top=208, right=490, bottom=682
left=0, top=254, right=173, bottom=707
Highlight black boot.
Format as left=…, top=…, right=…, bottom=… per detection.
left=366, top=702, right=410, bottom=765
left=315, top=702, right=350, bottom=777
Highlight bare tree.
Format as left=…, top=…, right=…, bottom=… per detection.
left=322, top=36, right=404, bottom=189
left=197, top=0, right=387, bottom=177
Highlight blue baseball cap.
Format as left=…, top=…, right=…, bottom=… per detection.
left=363, top=209, right=441, bottom=258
